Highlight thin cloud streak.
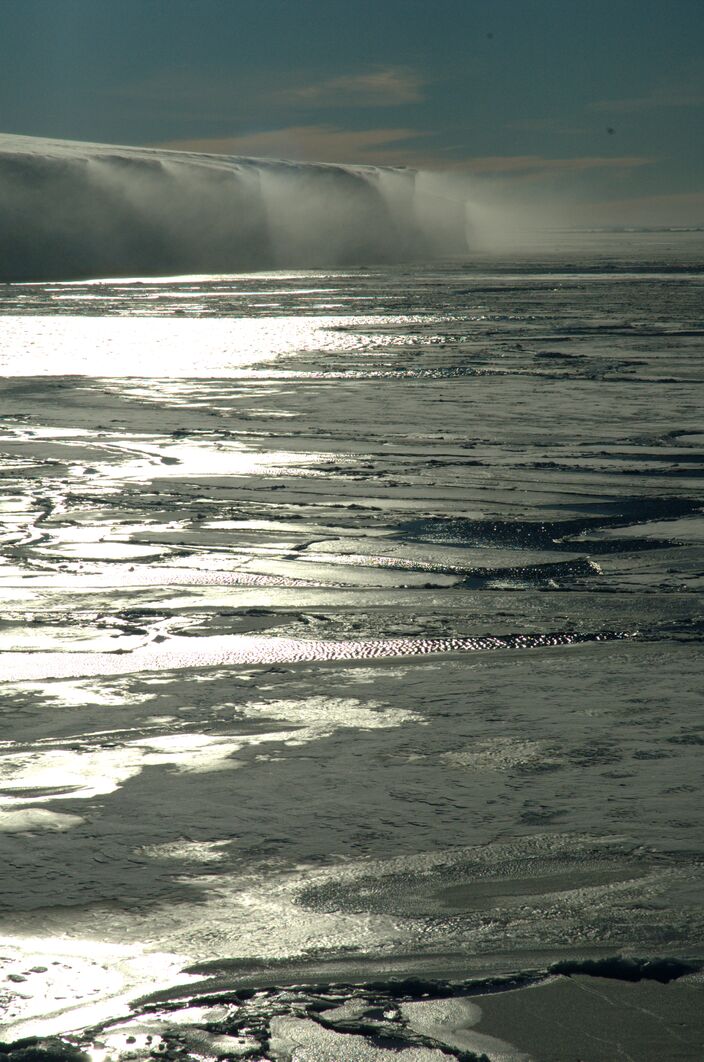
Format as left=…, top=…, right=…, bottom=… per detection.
left=278, top=67, right=426, bottom=108
left=461, top=155, right=657, bottom=176
left=156, top=127, right=657, bottom=178
left=112, top=66, right=426, bottom=122
left=154, top=126, right=429, bottom=165
left=589, top=89, right=704, bottom=113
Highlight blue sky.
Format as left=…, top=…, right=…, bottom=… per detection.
left=2, top=0, right=703, bottom=221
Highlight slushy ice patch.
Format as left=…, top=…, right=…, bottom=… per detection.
left=0, top=135, right=469, bottom=280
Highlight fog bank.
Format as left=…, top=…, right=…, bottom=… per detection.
left=0, top=134, right=475, bottom=281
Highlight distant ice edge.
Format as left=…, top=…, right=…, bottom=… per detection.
left=0, top=134, right=470, bottom=281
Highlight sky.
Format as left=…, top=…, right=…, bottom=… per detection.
left=1, top=0, right=703, bottom=223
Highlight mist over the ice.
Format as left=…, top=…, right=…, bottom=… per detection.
left=0, top=135, right=478, bottom=281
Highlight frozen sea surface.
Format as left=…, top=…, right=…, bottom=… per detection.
left=0, top=232, right=703, bottom=1059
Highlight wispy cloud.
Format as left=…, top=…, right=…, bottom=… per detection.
left=112, top=66, right=426, bottom=124
left=589, top=87, right=704, bottom=113
left=459, top=155, right=657, bottom=177
left=155, top=125, right=429, bottom=165
left=278, top=67, right=426, bottom=108
left=154, top=127, right=659, bottom=184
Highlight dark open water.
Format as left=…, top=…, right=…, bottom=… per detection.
left=0, top=232, right=703, bottom=1059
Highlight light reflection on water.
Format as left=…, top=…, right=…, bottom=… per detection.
left=1, top=252, right=703, bottom=1043
left=0, top=313, right=429, bottom=376
left=0, top=630, right=633, bottom=682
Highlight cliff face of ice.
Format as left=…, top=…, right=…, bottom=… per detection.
left=0, top=135, right=468, bottom=280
